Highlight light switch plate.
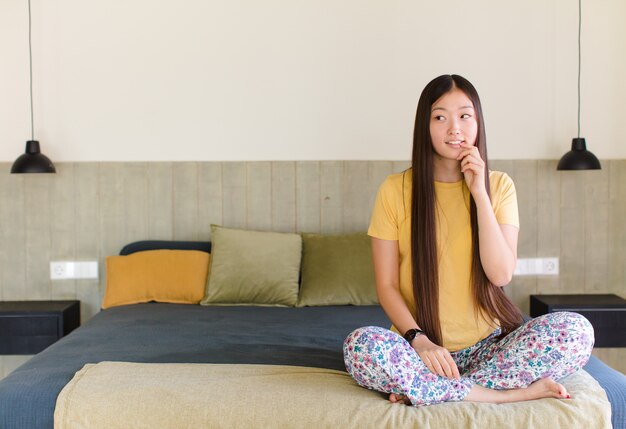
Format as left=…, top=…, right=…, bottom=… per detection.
left=514, top=258, right=559, bottom=276
left=50, top=261, right=99, bottom=280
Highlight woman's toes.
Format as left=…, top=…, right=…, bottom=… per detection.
left=546, top=379, right=568, bottom=398
left=389, top=393, right=411, bottom=404
left=556, top=383, right=570, bottom=399
left=530, top=378, right=570, bottom=399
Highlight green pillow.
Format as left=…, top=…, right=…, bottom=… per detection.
left=201, top=225, right=302, bottom=306
left=297, top=232, right=378, bottom=306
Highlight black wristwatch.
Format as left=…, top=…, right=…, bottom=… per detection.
left=403, top=328, right=425, bottom=343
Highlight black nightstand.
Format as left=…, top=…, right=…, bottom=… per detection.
left=530, top=294, right=626, bottom=348
left=0, top=300, right=80, bottom=354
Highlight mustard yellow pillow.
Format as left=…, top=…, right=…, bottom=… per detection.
left=103, top=250, right=210, bottom=309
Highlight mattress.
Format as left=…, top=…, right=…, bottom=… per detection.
left=0, top=303, right=622, bottom=428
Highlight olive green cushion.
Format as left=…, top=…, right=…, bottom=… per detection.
left=201, top=225, right=302, bottom=306
left=297, top=232, right=378, bottom=306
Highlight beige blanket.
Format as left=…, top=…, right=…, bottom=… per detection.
left=54, top=362, right=611, bottom=429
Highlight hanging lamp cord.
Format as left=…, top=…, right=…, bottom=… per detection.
left=577, top=0, right=581, bottom=139
left=28, top=0, right=34, bottom=141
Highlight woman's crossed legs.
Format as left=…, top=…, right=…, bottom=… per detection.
left=343, top=312, right=594, bottom=406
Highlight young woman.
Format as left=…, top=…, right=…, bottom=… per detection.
left=343, top=74, right=594, bottom=406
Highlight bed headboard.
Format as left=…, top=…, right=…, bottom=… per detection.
left=119, top=241, right=212, bottom=256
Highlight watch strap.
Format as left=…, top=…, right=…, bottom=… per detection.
left=403, top=328, right=425, bottom=343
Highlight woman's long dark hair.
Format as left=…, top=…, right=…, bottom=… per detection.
left=410, top=74, right=523, bottom=346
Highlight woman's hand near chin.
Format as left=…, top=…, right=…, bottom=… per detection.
left=457, top=142, right=487, bottom=200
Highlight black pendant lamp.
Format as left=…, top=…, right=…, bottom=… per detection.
left=11, top=0, right=56, bottom=174
left=557, top=0, right=601, bottom=171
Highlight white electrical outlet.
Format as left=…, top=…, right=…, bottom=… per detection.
left=542, top=257, right=559, bottom=275
left=514, top=258, right=559, bottom=276
left=50, top=261, right=99, bottom=280
left=50, top=262, right=67, bottom=279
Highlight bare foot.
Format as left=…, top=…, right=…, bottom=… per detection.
left=524, top=378, right=570, bottom=401
left=465, top=377, right=571, bottom=404
left=389, top=393, right=411, bottom=404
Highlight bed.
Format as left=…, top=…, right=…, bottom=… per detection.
left=0, top=239, right=624, bottom=428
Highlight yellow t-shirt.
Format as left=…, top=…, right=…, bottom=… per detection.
left=368, top=169, right=519, bottom=351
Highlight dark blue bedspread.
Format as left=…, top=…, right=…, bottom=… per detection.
left=584, top=354, right=626, bottom=429
left=0, top=304, right=390, bottom=429
left=0, top=304, right=623, bottom=429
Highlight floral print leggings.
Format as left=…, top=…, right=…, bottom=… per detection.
left=343, top=312, right=594, bottom=406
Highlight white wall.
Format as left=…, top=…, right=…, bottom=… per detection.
left=1, top=0, right=625, bottom=162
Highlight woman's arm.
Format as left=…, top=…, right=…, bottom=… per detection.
left=372, top=237, right=460, bottom=379
left=474, top=196, right=519, bottom=286
left=458, top=142, right=518, bottom=286
left=372, top=238, right=419, bottom=335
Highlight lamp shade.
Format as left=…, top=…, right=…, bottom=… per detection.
left=557, top=138, right=601, bottom=171
left=10, top=140, right=56, bottom=174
